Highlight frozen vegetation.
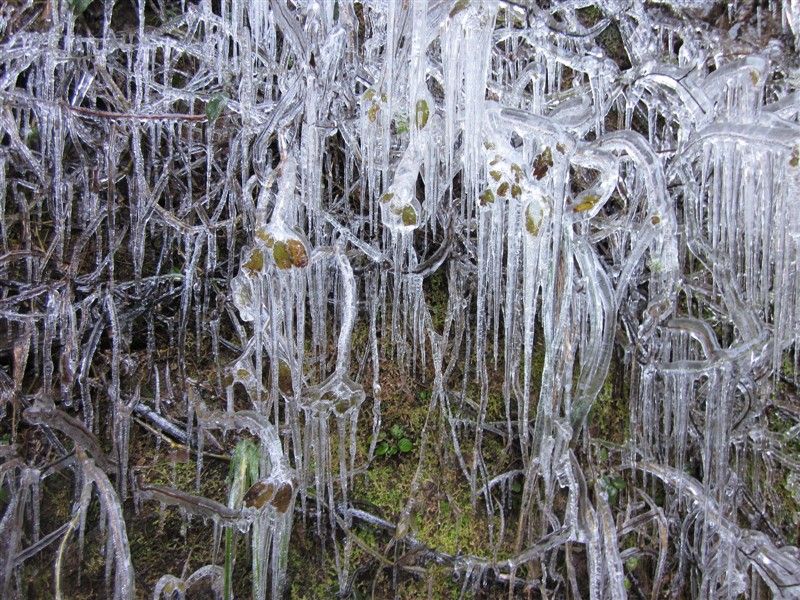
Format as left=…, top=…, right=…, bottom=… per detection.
left=1, top=0, right=800, bottom=597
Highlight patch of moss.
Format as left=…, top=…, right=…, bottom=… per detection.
left=129, top=440, right=236, bottom=594
left=358, top=461, right=413, bottom=517
left=768, top=408, right=800, bottom=457
left=414, top=496, right=485, bottom=557
left=424, top=269, right=448, bottom=333
left=588, top=373, right=629, bottom=444
left=575, top=5, right=630, bottom=70
left=395, top=564, right=461, bottom=599
left=576, top=5, right=603, bottom=26
left=287, top=529, right=340, bottom=599
left=486, top=388, right=505, bottom=422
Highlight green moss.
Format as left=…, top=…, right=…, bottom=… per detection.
left=415, top=497, right=481, bottom=556
left=358, top=462, right=413, bottom=516
left=421, top=565, right=461, bottom=598
left=394, top=564, right=460, bottom=599
left=576, top=5, right=603, bottom=26
left=769, top=409, right=800, bottom=456
left=138, top=449, right=197, bottom=490
left=575, top=6, right=630, bottom=69
left=588, top=373, right=629, bottom=444
left=287, top=531, right=340, bottom=599
left=424, top=269, right=448, bottom=333
left=597, top=22, right=630, bottom=69
left=486, top=388, right=504, bottom=422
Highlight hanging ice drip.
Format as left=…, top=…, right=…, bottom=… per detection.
left=378, top=145, right=423, bottom=236
left=298, top=242, right=364, bottom=592
left=229, top=148, right=310, bottom=417
left=222, top=143, right=307, bottom=598
left=377, top=90, right=434, bottom=373
left=476, top=125, right=554, bottom=468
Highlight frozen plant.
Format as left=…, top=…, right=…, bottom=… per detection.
left=1, top=0, right=799, bottom=598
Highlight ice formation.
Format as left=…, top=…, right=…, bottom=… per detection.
left=1, top=0, right=800, bottom=598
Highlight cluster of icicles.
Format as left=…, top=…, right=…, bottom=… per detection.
left=1, top=0, right=800, bottom=597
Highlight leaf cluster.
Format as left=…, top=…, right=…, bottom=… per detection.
left=375, top=424, right=414, bottom=458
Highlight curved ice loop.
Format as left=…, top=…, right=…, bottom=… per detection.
left=664, top=316, right=770, bottom=374
left=76, top=449, right=134, bottom=600
left=567, top=145, right=618, bottom=221
left=669, top=242, right=774, bottom=378
left=183, top=565, right=224, bottom=599
left=152, top=575, right=185, bottom=600
left=631, top=306, right=760, bottom=494
left=23, top=399, right=116, bottom=474
left=630, top=461, right=800, bottom=597
left=594, top=130, right=680, bottom=337
left=629, top=61, right=713, bottom=126
left=153, top=565, right=224, bottom=600
left=548, top=94, right=595, bottom=137
left=569, top=239, right=615, bottom=436
left=194, top=404, right=291, bottom=482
